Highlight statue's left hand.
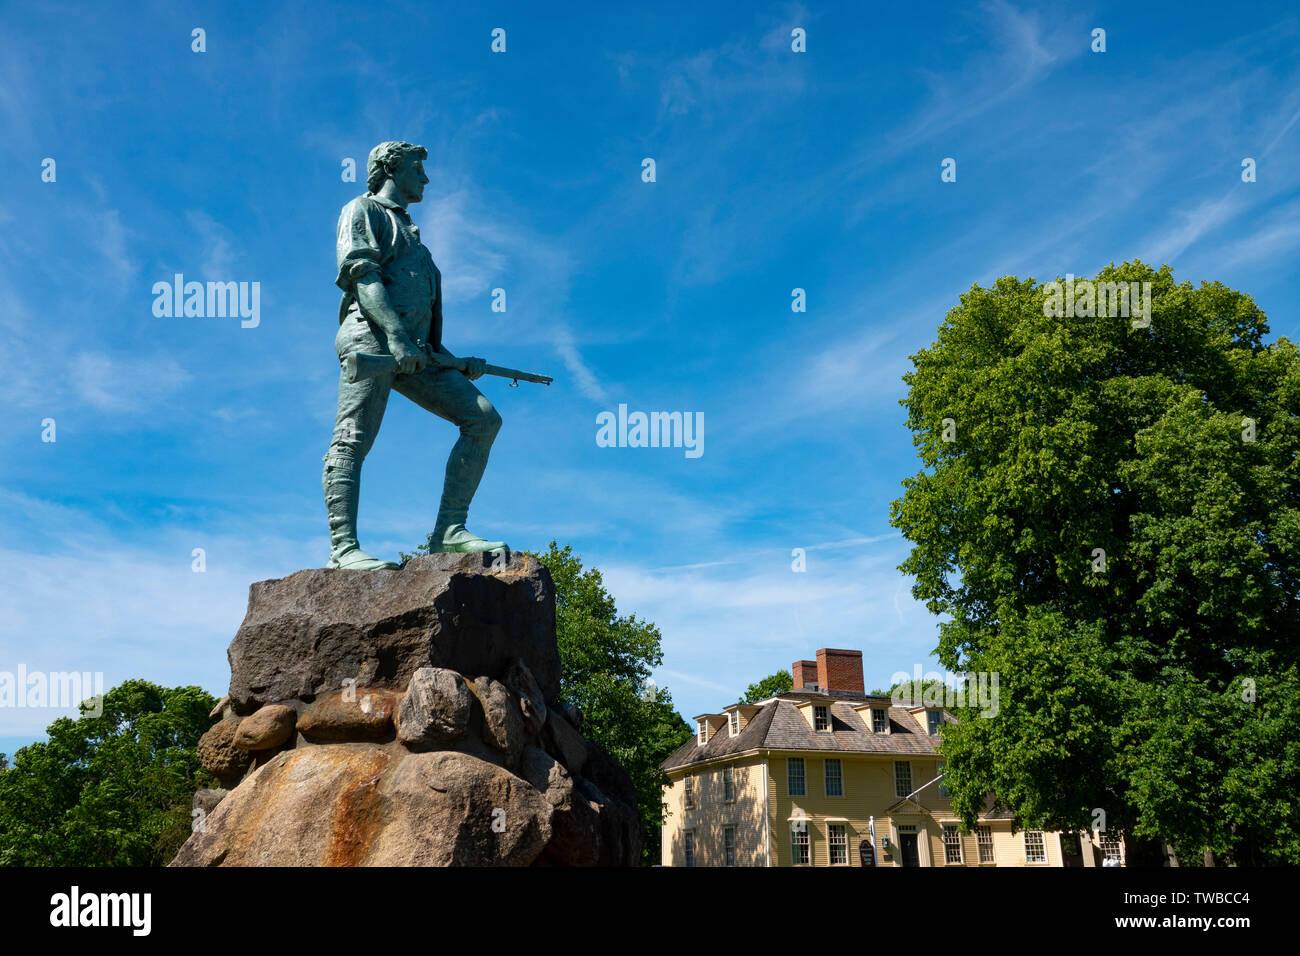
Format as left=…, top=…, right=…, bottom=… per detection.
left=462, top=357, right=487, bottom=381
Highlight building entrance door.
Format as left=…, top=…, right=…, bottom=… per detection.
left=1062, top=831, right=1085, bottom=867
left=899, top=832, right=920, bottom=867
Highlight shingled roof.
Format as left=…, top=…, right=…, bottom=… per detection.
left=661, top=694, right=951, bottom=772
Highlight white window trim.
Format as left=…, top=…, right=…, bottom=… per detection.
left=942, top=824, right=964, bottom=864
left=1024, top=830, right=1047, bottom=865
left=790, top=819, right=811, bottom=866
left=813, top=704, right=831, bottom=733
left=697, top=719, right=707, bottom=745
left=871, top=707, right=891, bottom=735
left=728, top=710, right=740, bottom=737
left=827, top=823, right=849, bottom=866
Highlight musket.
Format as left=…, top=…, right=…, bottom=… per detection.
left=343, top=343, right=553, bottom=387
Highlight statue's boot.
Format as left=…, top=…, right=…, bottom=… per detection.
left=430, top=429, right=507, bottom=554
left=323, top=459, right=399, bottom=570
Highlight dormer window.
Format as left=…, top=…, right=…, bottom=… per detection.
left=728, top=710, right=740, bottom=736
left=927, top=710, right=942, bottom=736
left=814, top=705, right=831, bottom=732
left=872, top=708, right=889, bottom=733
left=697, top=719, right=708, bottom=745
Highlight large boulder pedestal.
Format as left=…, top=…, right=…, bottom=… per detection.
left=170, top=552, right=641, bottom=867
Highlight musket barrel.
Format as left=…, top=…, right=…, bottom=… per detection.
left=345, top=351, right=552, bottom=385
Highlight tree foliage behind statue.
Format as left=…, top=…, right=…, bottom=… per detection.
left=528, top=541, right=692, bottom=865
left=0, top=680, right=216, bottom=866
left=890, top=261, right=1300, bottom=865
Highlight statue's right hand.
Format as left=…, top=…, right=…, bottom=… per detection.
left=390, top=336, right=427, bottom=375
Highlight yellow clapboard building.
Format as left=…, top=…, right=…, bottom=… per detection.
left=660, top=648, right=1124, bottom=868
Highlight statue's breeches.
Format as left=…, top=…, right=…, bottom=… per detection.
left=325, top=319, right=502, bottom=491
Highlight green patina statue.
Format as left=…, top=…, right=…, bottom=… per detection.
left=323, top=141, right=507, bottom=569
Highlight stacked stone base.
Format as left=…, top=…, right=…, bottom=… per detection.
left=170, top=552, right=640, bottom=867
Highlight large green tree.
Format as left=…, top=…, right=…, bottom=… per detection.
left=739, top=669, right=793, bottom=703
left=890, top=261, right=1300, bottom=865
left=527, top=541, right=693, bottom=865
left=0, top=680, right=216, bottom=866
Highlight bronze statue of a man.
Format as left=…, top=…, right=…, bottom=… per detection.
left=323, top=141, right=506, bottom=569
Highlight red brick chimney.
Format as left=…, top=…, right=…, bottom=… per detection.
left=791, top=660, right=819, bottom=690
left=816, top=648, right=864, bottom=695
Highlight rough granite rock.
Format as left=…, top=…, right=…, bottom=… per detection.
left=171, top=550, right=640, bottom=867
left=397, top=666, right=471, bottom=747
left=233, top=704, right=296, bottom=751
left=543, top=708, right=588, bottom=777
left=197, top=718, right=253, bottom=785
left=520, top=745, right=638, bottom=867
left=506, top=658, right=547, bottom=736
left=472, top=676, right=526, bottom=766
left=192, top=788, right=228, bottom=817
left=171, top=746, right=553, bottom=866
left=298, top=688, right=397, bottom=741
left=556, top=700, right=583, bottom=733
left=226, top=552, right=559, bottom=712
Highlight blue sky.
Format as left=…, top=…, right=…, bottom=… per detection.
left=2, top=0, right=1298, bottom=753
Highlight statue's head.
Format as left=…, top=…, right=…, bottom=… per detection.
left=367, top=141, right=429, bottom=203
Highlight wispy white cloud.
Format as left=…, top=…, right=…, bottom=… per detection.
left=0, top=487, right=314, bottom=736
left=94, top=208, right=135, bottom=288
left=554, top=325, right=610, bottom=403
left=600, top=538, right=940, bottom=717
left=186, top=210, right=238, bottom=277
left=1140, top=191, right=1246, bottom=265
left=71, top=351, right=192, bottom=414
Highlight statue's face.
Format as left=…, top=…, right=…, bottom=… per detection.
left=391, top=153, right=429, bottom=204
